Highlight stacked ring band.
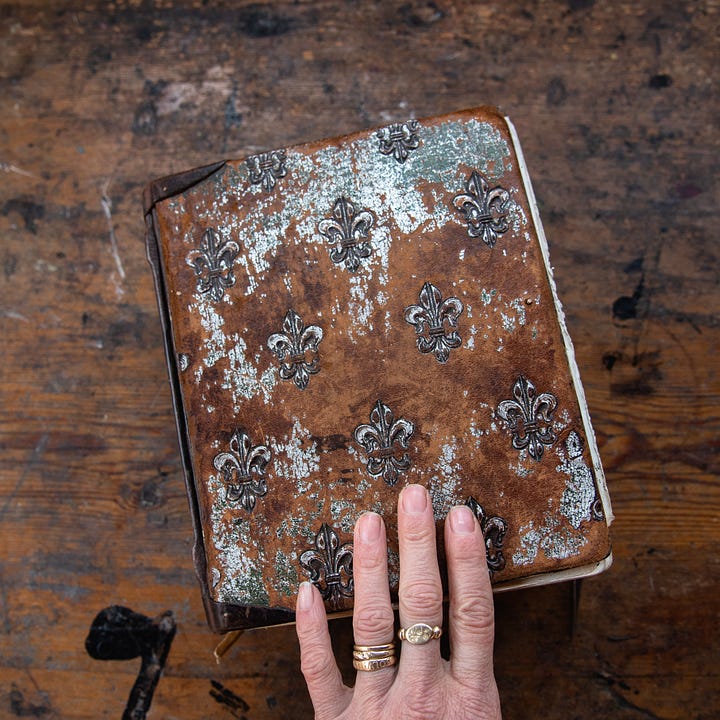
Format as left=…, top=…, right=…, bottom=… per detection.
left=352, top=642, right=396, bottom=672
left=398, top=622, right=442, bottom=645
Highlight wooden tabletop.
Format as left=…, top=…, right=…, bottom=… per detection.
left=1, top=2, right=717, bottom=718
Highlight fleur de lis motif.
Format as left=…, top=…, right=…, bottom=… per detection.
left=318, top=197, right=375, bottom=272
left=246, top=149, right=287, bottom=192
left=299, top=524, right=354, bottom=610
left=353, top=400, right=415, bottom=486
left=496, top=376, right=558, bottom=461
left=466, top=497, right=508, bottom=574
left=267, top=310, right=324, bottom=390
left=212, top=428, right=271, bottom=511
left=376, top=120, right=420, bottom=163
left=186, top=228, right=240, bottom=302
left=404, top=282, right=464, bottom=363
left=453, top=170, right=511, bottom=248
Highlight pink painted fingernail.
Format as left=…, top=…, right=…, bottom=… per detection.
left=402, top=484, right=428, bottom=514
left=298, top=581, right=314, bottom=611
left=358, top=512, right=381, bottom=543
left=448, top=505, right=475, bottom=535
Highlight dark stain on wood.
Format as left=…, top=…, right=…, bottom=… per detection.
left=612, top=276, right=645, bottom=321
left=546, top=76, right=568, bottom=106
left=209, top=680, right=250, bottom=718
left=1, top=198, right=45, bottom=234
left=648, top=73, right=673, bottom=89
left=85, top=606, right=176, bottom=720
left=237, top=4, right=294, bottom=38
left=8, top=683, right=52, bottom=718
left=567, top=0, right=595, bottom=11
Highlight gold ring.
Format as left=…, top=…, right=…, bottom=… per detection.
left=353, top=655, right=397, bottom=672
left=354, top=648, right=395, bottom=660
left=353, top=642, right=395, bottom=653
left=398, top=623, right=442, bottom=645
left=352, top=642, right=396, bottom=670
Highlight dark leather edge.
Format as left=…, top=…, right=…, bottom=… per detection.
left=203, top=599, right=296, bottom=633
left=143, top=160, right=227, bottom=216
left=145, top=207, right=215, bottom=630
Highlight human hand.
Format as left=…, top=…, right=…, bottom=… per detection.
left=295, top=483, right=502, bottom=719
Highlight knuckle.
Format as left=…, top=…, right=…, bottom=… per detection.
left=400, top=579, right=443, bottom=615
left=453, top=595, right=494, bottom=635
left=401, top=518, right=435, bottom=545
left=355, top=543, right=387, bottom=573
left=450, top=533, right=483, bottom=562
left=353, top=604, right=395, bottom=638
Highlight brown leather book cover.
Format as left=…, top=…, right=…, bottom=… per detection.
left=144, top=106, right=613, bottom=634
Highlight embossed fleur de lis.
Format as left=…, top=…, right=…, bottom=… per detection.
left=300, top=524, right=354, bottom=610
left=376, top=120, right=420, bottom=163
left=496, top=376, right=558, bottom=461
left=212, top=428, right=271, bottom=511
left=186, top=228, right=239, bottom=302
left=318, top=197, right=375, bottom=272
left=246, top=149, right=287, bottom=192
left=453, top=170, right=511, bottom=248
left=465, top=497, right=508, bottom=574
left=267, top=310, right=323, bottom=390
left=404, top=282, right=464, bottom=363
left=354, top=400, right=415, bottom=486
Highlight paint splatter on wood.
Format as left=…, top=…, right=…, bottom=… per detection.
left=85, top=606, right=176, bottom=720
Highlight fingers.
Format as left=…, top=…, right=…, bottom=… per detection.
left=444, top=505, right=496, bottom=686
left=396, top=484, right=444, bottom=681
left=352, top=512, right=397, bottom=694
left=295, top=581, right=352, bottom=719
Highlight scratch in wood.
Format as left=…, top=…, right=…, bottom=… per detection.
left=605, top=684, right=665, bottom=720
left=1, top=310, right=29, bottom=322
left=100, top=182, right=126, bottom=285
left=0, top=161, right=36, bottom=178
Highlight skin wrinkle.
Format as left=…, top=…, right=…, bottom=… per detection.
left=398, top=580, right=444, bottom=618
left=353, top=605, right=395, bottom=639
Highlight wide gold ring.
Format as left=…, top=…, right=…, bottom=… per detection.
left=352, top=642, right=396, bottom=672
left=398, top=623, right=442, bottom=645
left=352, top=655, right=397, bottom=672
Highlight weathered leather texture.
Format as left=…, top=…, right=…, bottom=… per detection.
left=145, top=107, right=612, bottom=633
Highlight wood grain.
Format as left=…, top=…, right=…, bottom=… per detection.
left=1, top=1, right=718, bottom=718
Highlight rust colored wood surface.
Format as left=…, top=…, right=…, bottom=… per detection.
left=0, top=1, right=717, bottom=719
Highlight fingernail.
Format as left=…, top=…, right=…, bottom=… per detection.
left=448, top=505, right=475, bottom=535
left=402, top=484, right=428, bottom=514
left=358, top=512, right=381, bottom=543
left=298, top=581, right=314, bottom=611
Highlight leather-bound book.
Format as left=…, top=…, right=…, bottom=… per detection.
left=144, top=107, right=613, bottom=634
